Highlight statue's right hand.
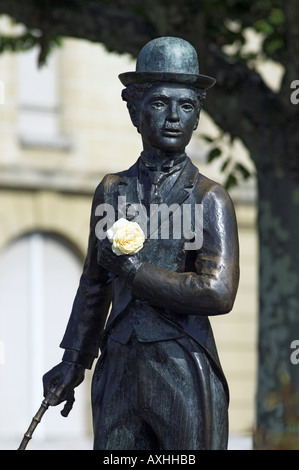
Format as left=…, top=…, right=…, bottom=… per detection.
left=42, top=361, right=85, bottom=415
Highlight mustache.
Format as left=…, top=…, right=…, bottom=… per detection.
left=163, top=123, right=181, bottom=131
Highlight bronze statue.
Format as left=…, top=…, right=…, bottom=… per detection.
left=42, top=37, right=239, bottom=450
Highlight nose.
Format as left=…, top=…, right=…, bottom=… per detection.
left=167, top=101, right=179, bottom=122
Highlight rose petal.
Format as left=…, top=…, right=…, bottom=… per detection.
left=108, top=218, right=145, bottom=255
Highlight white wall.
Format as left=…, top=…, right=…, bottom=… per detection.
left=0, top=233, right=91, bottom=446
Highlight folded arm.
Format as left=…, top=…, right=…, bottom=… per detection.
left=131, top=184, right=239, bottom=316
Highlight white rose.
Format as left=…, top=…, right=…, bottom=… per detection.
left=107, top=218, right=145, bottom=256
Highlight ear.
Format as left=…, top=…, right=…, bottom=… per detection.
left=193, top=108, right=201, bottom=131
left=193, top=116, right=199, bottom=131
left=127, top=103, right=140, bottom=131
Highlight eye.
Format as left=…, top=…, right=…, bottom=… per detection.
left=150, top=100, right=166, bottom=110
left=181, top=102, right=195, bottom=112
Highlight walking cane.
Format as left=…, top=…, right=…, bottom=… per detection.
left=18, top=388, right=75, bottom=450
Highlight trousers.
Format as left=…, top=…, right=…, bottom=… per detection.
left=91, top=333, right=228, bottom=450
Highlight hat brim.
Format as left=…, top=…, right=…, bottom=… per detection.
left=118, top=71, right=216, bottom=90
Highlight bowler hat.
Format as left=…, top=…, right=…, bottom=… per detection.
left=119, top=37, right=216, bottom=90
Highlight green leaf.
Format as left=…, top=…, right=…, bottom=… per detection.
left=254, top=19, right=274, bottom=35
left=207, top=147, right=222, bottom=163
left=0, top=33, right=39, bottom=53
left=265, top=38, right=284, bottom=55
left=269, top=8, right=285, bottom=26
left=224, top=173, right=238, bottom=190
left=235, top=162, right=251, bottom=179
left=221, top=157, right=231, bottom=173
left=201, top=134, right=214, bottom=143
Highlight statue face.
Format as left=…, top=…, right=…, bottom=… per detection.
left=137, top=83, right=200, bottom=154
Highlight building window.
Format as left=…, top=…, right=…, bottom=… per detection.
left=17, top=47, right=71, bottom=150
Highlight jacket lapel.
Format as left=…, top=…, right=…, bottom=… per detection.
left=113, top=157, right=199, bottom=238
left=148, top=158, right=199, bottom=238
left=115, top=161, right=139, bottom=203
left=113, top=161, right=143, bottom=218
left=105, top=158, right=199, bottom=323
left=161, top=158, right=199, bottom=207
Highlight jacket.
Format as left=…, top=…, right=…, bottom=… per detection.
left=60, top=156, right=240, bottom=381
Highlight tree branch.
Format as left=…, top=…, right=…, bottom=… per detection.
left=0, top=0, right=296, bottom=172
left=198, top=45, right=286, bottom=170
left=0, top=0, right=156, bottom=56
left=282, top=0, right=299, bottom=80
left=279, top=1, right=299, bottom=111
left=180, top=11, right=286, bottom=171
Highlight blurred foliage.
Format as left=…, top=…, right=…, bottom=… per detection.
left=0, top=0, right=286, bottom=187
left=202, top=134, right=253, bottom=190
left=204, top=0, right=285, bottom=62
left=0, top=0, right=286, bottom=65
left=111, top=0, right=286, bottom=63
left=0, top=29, right=62, bottom=67
left=254, top=369, right=299, bottom=450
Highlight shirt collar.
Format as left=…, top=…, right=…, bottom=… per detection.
left=140, top=151, right=188, bottom=172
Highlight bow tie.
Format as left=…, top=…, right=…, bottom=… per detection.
left=138, top=155, right=187, bottom=204
left=140, top=152, right=187, bottom=173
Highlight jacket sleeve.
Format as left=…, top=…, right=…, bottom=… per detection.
left=131, top=183, right=240, bottom=316
left=60, top=179, right=112, bottom=368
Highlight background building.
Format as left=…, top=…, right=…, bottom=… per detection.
left=0, top=17, right=257, bottom=449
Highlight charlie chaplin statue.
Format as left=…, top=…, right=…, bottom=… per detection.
left=43, top=37, right=239, bottom=450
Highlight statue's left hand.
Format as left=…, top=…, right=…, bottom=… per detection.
left=42, top=361, right=85, bottom=416
left=97, top=238, right=142, bottom=280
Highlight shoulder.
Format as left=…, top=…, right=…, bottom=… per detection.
left=195, top=170, right=233, bottom=206
left=193, top=171, right=238, bottom=234
left=92, top=160, right=138, bottom=203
